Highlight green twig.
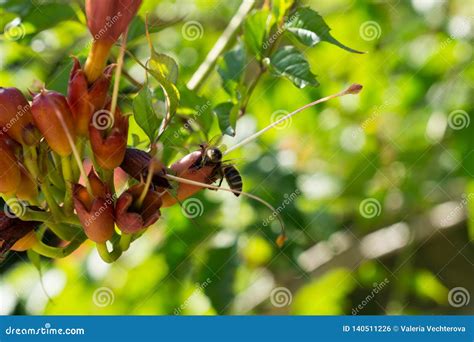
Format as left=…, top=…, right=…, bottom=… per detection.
left=96, top=242, right=122, bottom=263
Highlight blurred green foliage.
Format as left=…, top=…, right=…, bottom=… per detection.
left=1, top=0, right=473, bottom=315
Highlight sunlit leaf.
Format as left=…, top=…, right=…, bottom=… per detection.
left=243, top=9, right=270, bottom=59
left=285, top=7, right=363, bottom=54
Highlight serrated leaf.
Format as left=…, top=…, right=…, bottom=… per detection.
left=269, top=46, right=319, bottom=88
left=243, top=9, right=270, bottom=59
left=214, top=102, right=238, bottom=137
left=217, top=44, right=246, bottom=98
left=285, top=7, right=363, bottom=54
left=133, top=86, right=162, bottom=142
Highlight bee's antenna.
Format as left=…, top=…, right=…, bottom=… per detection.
left=224, top=83, right=363, bottom=155
left=164, top=174, right=287, bottom=247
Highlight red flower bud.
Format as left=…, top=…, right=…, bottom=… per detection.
left=0, top=211, right=39, bottom=255
left=89, top=104, right=129, bottom=170
left=0, top=134, right=21, bottom=193
left=161, top=150, right=215, bottom=207
left=115, top=184, right=162, bottom=234
left=84, top=0, right=142, bottom=82
left=68, top=58, right=114, bottom=136
left=31, top=90, right=75, bottom=157
left=86, top=0, right=142, bottom=44
left=0, top=87, right=40, bottom=145
left=73, top=170, right=114, bottom=243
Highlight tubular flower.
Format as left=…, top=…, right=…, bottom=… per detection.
left=161, top=150, right=216, bottom=207
left=73, top=169, right=114, bottom=243
left=0, top=211, right=39, bottom=255
left=0, top=134, right=21, bottom=193
left=31, top=90, right=75, bottom=157
left=120, top=148, right=170, bottom=189
left=89, top=104, right=129, bottom=170
left=84, top=0, right=142, bottom=82
left=68, top=58, right=114, bottom=136
left=0, top=87, right=40, bottom=145
left=115, top=184, right=162, bottom=234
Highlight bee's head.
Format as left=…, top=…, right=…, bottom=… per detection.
left=205, top=147, right=222, bottom=163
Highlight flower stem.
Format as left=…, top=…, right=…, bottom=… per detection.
left=119, top=233, right=132, bottom=252
left=61, top=155, right=74, bottom=215
left=32, top=232, right=87, bottom=258
left=41, top=181, right=63, bottom=221
left=96, top=242, right=122, bottom=263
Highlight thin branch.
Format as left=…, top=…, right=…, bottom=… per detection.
left=187, top=0, right=256, bottom=91
left=224, top=84, right=363, bottom=155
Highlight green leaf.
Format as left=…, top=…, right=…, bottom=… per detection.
left=133, top=86, right=162, bottom=142
left=269, top=46, right=319, bottom=88
left=214, top=102, right=238, bottom=137
left=273, top=0, right=295, bottom=22
left=217, top=44, right=246, bottom=99
left=147, top=51, right=180, bottom=128
left=285, top=7, right=363, bottom=54
left=243, top=9, right=270, bottom=59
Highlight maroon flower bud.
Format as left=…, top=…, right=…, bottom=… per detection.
left=73, top=169, right=115, bottom=243
left=89, top=104, right=129, bottom=170
left=115, top=184, right=162, bottom=234
left=84, top=0, right=142, bottom=82
left=68, top=58, right=114, bottom=136
left=31, top=90, right=75, bottom=157
left=0, top=134, right=21, bottom=194
left=120, top=148, right=170, bottom=189
left=0, top=211, right=39, bottom=255
left=0, top=87, right=40, bottom=145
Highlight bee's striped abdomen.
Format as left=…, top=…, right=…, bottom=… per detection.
left=223, top=165, right=242, bottom=196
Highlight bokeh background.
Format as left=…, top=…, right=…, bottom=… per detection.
left=1, top=0, right=473, bottom=315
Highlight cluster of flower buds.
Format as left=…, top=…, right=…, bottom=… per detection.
left=0, top=0, right=294, bottom=262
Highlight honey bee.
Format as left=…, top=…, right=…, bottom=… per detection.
left=191, top=143, right=243, bottom=196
